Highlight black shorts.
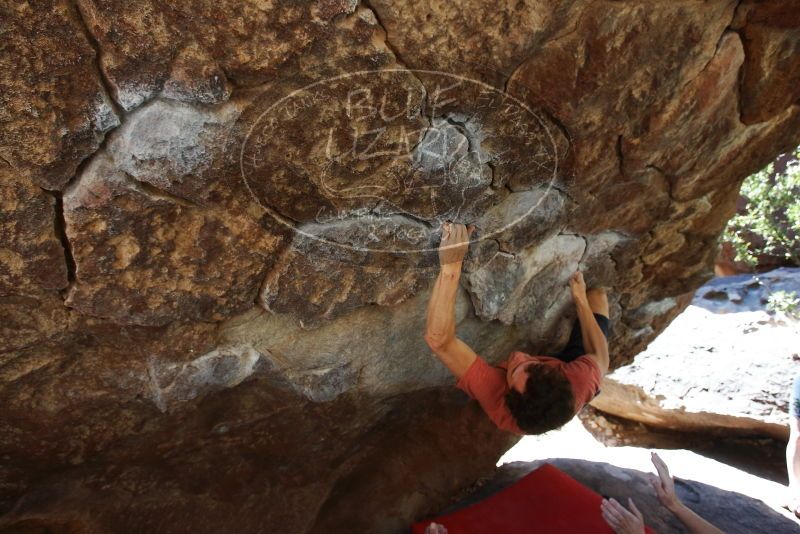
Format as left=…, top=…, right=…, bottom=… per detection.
left=552, top=313, right=611, bottom=363
left=791, top=374, right=800, bottom=419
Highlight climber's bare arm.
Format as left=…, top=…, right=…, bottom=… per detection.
left=424, top=223, right=478, bottom=378
left=569, top=272, right=610, bottom=375
left=425, top=273, right=478, bottom=378
left=576, top=296, right=610, bottom=375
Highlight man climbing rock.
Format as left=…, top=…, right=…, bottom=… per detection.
left=424, top=222, right=611, bottom=435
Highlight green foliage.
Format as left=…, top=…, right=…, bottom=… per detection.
left=767, top=290, right=800, bottom=320
left=722, top=146, right=800, bottom=267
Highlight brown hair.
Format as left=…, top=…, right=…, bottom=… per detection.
left=504, top=365, right=576, bottom=434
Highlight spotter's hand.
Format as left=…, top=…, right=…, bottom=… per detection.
left=650, top=452, right=680, bottom=512
left=601, top=498, right=645, bottom=534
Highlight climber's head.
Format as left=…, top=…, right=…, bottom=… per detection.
left=504, top=360, right=575, bottom=434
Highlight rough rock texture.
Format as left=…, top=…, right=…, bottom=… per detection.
left=2, top=0, right=800, bottom=532
left=441, top=459, right=800, bottom=534
left=593, top=268, right=800, bottom=442
left=732, top=1, right=800, bottom=125
left=0, top=1, right=120, bottom=190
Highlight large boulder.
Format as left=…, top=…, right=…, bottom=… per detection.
left=592, top=268, right=800, bottom=441
left=2, top=0, right=800, bottom=531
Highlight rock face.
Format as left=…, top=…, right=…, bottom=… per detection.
left=1, top=1, right=800, bottom=532
left=593, top=268, right=800, bottom=442
left=445, top=459, right=799, bottom=534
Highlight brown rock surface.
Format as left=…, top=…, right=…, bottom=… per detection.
left=61, top=97, right=288, bottom=326
left=0, top=165, right=68, bottom=296
left=0, top=164, right=71, bottom=353
left=1, top=0, right=800, bottom=531
left=74, top=0, right=360, bottom=109
left=732, top=0, right=800, bottom=125
left=0, top=0, right=119, bottom=190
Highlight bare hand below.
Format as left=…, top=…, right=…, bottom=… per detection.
left=650, top=452, right=680, bottom=511
left=648, top=452, right=725, bottom=534
left=601, top=497, right=646, bottom=534
left=438, top=222, right=474, bottom=268
left=424, top=522, right=448, bottom=534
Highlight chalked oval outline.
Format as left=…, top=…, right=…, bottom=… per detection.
left=240, top=68, right=559, bottom=255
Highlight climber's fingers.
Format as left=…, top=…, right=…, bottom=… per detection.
left=441, top=222, right=473, bottom=247
left=454, top=223, right=465, bottom=243
left=440, top=221, right=454, bottom=248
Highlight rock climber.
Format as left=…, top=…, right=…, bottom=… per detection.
left=423, top=222, right=610, bottom=435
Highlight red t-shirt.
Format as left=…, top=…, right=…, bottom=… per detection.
left=456, top=351, right=602, bottom=435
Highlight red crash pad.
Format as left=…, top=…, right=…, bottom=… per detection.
left=411, top=463, right=656, bottom=534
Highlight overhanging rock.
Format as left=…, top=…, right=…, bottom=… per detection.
left=1, top=0, right=800, bottom=531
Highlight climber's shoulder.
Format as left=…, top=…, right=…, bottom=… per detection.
left=582, top=352, right=609, bottom=376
